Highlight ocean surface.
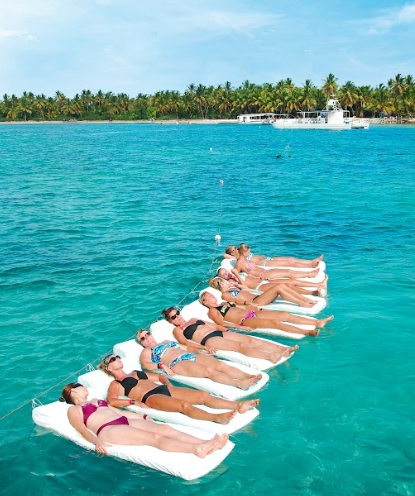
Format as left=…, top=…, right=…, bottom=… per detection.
left=0, top=121, right=414, bottom=496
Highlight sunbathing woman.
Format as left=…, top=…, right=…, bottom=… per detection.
left=225, top=243, right=324, bottom=269
left=164, top=307, right=299, bottom=363
left=138, top=330, right=262, bottom=390
left=209, top=276, right=328, bottom=308
left=60, top=382, right=228, bottom=457
left=232, top=249, right=322, bottom=285
left=216, top=267, right=328, bottom=296
left=208, top=277, right=334, bottom=328
left=99, top=354, right=259, bottom=424
left=199, top=291, right=320, bottom=337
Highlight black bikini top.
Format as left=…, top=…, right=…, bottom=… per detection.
left=116, top=370, right=148, bottom=396
left=216, top=302, right=236, bottom=318
left=183, top=319, right=205, bottom=340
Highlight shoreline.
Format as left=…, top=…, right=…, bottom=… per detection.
left=0, top=118, right=414, bottom=126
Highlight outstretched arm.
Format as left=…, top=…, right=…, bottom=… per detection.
left=106, top=381, right=146, bottom=409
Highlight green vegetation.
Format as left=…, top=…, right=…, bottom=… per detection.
left=1, top=73, right=414, bottom=122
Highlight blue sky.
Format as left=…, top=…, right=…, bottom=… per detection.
left=1, top=0, right=414, bottom=97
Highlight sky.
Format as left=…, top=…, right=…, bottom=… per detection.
left=1, top=0, right=414, bottom=98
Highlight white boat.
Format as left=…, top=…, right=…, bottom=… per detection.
left=237, top=113, right=278, bottom=124
left=271, top=97, right=352, bottom=130
left=350, top=118, right=370, bottom=129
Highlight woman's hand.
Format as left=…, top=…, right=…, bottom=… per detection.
left=159, top=375, right=171, bottom=385
left=205, top=346, right=217, bottom=354
left=95, top=437, right=110, bottom=455
left=163, top=366, right=175, bottom=376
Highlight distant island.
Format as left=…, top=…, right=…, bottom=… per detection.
left=1, top=73, right=414, bottom=123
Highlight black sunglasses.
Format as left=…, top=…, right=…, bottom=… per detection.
left=170, top=310, right=180, bottom=321
left=104, top=355, right=120, bottom=366
left=139, top=331, right=151, bottom=342
left=72, top=383, right=83, bottom=389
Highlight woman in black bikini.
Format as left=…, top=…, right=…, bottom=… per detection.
left=60, top=382, right=228, bottom=456
left=99, top=354, right=259, bottom=423
left=163, top=307, right=299, bottom=364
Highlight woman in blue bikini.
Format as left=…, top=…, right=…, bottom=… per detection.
left=60, top=382, right=228, bottom=456
left=138, top=330, right=262, bottom=390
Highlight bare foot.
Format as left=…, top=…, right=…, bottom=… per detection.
left=307, top=329, right=320, bottom=337
left=289, top=345, right=299, bottom=353
left=316, top=315, right=334, bottom=327
left=301, top=298, right=317, bottom=308
left=195, top=433, right=228, bottom=458
left=319, top=275, right=329, bottom=290
left=217, top=410, right=237, bottom=425
left=238, top=374, right=262, bottom=389
left=237, top=399, right=260, bottom=414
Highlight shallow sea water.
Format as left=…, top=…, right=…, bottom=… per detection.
left=0, top=122, right=414, bottom=495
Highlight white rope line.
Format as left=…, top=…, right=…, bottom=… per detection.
left=0, top=257, right=222, bottom=423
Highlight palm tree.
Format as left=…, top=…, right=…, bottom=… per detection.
left=322, top=73, right=339, bottom=99
left=339, top=81, right=358, bottom=115
left=301, top=79, right=317, bottom=111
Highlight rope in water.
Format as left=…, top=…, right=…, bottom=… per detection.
left=0, top=180, right=226, bottom=423
left=0, top=256, right=224, bottom=423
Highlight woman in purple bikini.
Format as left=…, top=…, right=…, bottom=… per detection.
left=60, top=382, right=228, bottom=456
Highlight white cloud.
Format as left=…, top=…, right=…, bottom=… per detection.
left=172, top=10, right=279, bottom=35
left=0, top=28, right=38, bottom=41
left=357, top=3, right=415, bottom=34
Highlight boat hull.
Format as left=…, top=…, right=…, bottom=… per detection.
left=271, top=120, right=351, bottom=130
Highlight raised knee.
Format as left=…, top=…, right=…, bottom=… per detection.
left=180, top=401, right=192, bottom=414
left=205, top=367, right=214, bottom=378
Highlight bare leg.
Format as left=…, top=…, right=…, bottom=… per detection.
left=253, top=284, right=317, bottom=307
left=169, top=386, right=259, bottom=413
left=255, top=309, right=318, bottom=327
left=207, top=334, right=298, bottom=364
left=98, top=421, right=229, bottom=457
left=315, top=315, right=334, bottom=328
left=145, top=394, right=236, bottom=424
left=244, top=316, right=319, bottom=337
left=264, top=255, right=323, bottom=268
left=172, top=359, right=259, bottom=390
left=196, top=354, right=258, bottom=380
left=264, top=267, right=320, bottom=280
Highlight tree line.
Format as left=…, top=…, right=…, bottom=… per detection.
left=1, top=73, right=414, bottom=122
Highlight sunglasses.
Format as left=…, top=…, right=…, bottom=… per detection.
left=170, top=310, right=180, bottom=321
left=104, top=355, right=120, bottom=366
left=71, top=383, right=83, bottom=390
left=139, top=331, right=151, bottom=342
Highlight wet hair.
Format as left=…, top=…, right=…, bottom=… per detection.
left=238, top=243, right=250, bottom=254
left=59, top=382, right=80, bottom=404
left=162, top=307, right=177, bottom=322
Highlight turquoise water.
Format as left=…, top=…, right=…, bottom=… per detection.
left=1, top=122, right=414, bottom=495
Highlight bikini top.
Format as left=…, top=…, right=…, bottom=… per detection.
left=81, top=399, right=108, bottom=425
left=216, top=302, right=236, bottom=317
left=246, top=260, right=256, bottom=272
left=150, top=341, right=180, bottom=364
left=228, top=287, right=240, bottom=298
left=116, top=371, right=149, bottom=396
left=183, top=319, right=205, bottom=340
